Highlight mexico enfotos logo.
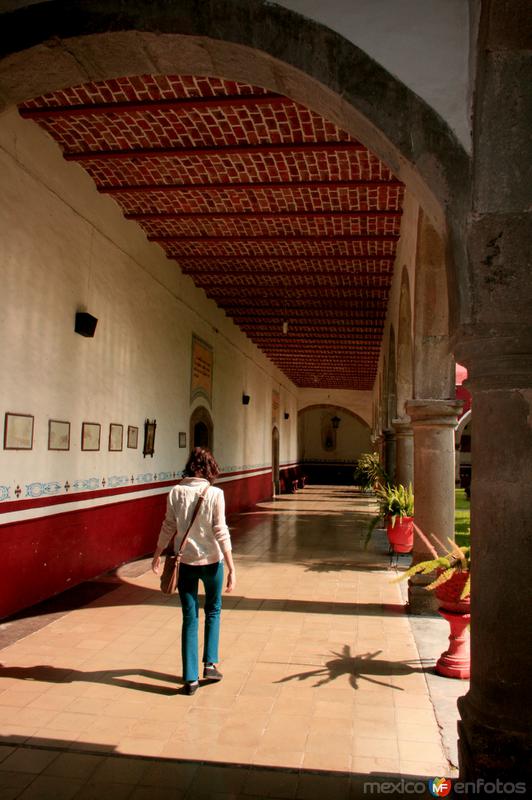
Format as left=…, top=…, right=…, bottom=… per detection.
left=363, top=776, right=527, bottom=795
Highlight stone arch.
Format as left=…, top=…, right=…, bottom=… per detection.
left=381, top=356, right=388, bottom=432
left=456, top=409, right=472, bottom=496
left=0, top=0, right=471, bottom=331
left=272, top=426, right=280, bottom=496
left=189, top=406, right=214, bottom=451
left=297, top=404, right=370, bottom=431
left=396, top=267, right=414, bottom=417
left=413, top=211, right=455, bottom=399
left=386, top=326, right=397, bottom=428
left=456, top=408, right=472, bottom=439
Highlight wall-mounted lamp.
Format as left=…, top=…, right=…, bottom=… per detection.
left=75, top=311, right=98, bottom=338
left=242, top=394, right=250, bottom=405
left=284, top=412, right=290, bottom=420
left=331, top=414, right=341, bottom=429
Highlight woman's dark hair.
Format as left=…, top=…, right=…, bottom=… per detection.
left=184, top=447, right=220, bottom=484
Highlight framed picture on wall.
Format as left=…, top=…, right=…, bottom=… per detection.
left=127, top=425, right=138, bottom=449
left=109, top=423, right=123, bottom=451
left=81, top=422, right=100, bottom=451
left=179, top=432, right=186, bottom=449
left=4, top=412, right=34, bottom=450
left=48, top=419, right=70, bottom=451
left=143, top=418, right=156, bottom=458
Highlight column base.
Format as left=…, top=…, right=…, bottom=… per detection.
left=458, top=694, right=532, bottom=781
left=407, top=575, right=439, bottom=615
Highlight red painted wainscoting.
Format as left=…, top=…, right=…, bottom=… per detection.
left=0, top=492, right=165, bottom=619
left=220, top=468, right=272, bottom=516
left=0, top=469, right=273, bottom=619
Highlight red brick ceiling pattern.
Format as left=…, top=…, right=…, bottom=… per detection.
left=19, top=75, right=404, bottom=389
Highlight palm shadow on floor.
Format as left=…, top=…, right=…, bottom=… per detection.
left=275, top=644, right=429, bottom=691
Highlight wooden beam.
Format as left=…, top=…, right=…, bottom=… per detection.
left=185, top=265, right=393, bottom=282
left=100, top=178, right=404, bottom=194
left=127, top=209, right=402, bottom=221
left=173, top=255, right=395, bottom=265
left=65, top=140, right=366, bottom=162
left=18, top=92, right=291, bottom=118
left=152, top=234, right=399, bottom=244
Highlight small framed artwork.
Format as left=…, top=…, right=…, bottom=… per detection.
left=109, top=423, right=123, bottom=452
left=143, top=418, right=156, bottom=458
left=179, top=432, right=186, bottom=449
left=127, top=425, right=138, bottom=449
left=4, top=412, right=34, bottom=450
left=48, top=419, right=70, bottom=451
left=81, top=422, right=101, bottom=451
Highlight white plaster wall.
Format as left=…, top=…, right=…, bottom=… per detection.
left=298, top=388, right=372, bottom=426
left=298, top=406, right=371, bottom=462
left=276, top=0, right=472, bottom=149
left=0, top=109, right=298, bottom=499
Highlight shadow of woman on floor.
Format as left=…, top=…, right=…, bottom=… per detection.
left=275, top=644, right=429, bottom=691
left=0, top=664, right=182, bottom=695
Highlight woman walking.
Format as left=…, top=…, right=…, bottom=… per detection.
left=152, top=447, right=236, bottom=694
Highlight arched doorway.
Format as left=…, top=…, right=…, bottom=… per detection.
left=272, top=426, right=280, bottom=496
left=298, top=404, right=371, bottom=484
left=189, top=406, right=213, bottom=451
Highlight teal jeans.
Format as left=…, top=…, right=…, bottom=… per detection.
left=178, top=560, right=224, bottom=682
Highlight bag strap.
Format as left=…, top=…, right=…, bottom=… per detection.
left=167, top=483, right=210, bottom=556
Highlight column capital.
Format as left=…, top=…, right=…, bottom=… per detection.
left=392, top=417, right=413, bottom=438
left=406, top=399, right=463, bottom=427
left=453, top=326, right=532, bottom=390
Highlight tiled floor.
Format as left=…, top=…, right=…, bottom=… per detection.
left=0, top=486, right=454, bottom=798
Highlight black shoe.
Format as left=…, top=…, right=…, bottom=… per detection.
left=203, top=664, right=223, bottom=681
left=184, top=680, right=199, bottom=695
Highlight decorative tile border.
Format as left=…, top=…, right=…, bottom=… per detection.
left=0, top=463, right=276, bottom=507
left=0, top=472, right=176, bottom=503
left=25, top=481, right=62, bottom=498
left=72, top=478, right=100, bottom=492
left=107, top=475, right=131, bottom=488
left=221, top=462, right=269, bottom=473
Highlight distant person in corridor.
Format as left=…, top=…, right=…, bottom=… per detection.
left=151, top=447, right=236, bottom=695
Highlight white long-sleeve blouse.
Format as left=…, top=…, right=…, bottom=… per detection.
left=156, top=477, right=232, bottom=566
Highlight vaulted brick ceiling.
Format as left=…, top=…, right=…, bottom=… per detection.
left=19, top=75, right=404, bottom=390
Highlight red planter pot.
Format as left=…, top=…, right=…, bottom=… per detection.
left=434, top=569, right=471, bottom=679
left=386, top=516, right=414, bottom=553
left=435, top=570, right=471, bottom=613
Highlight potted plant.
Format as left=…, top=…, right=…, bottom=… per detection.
left=365, top=482, right=414, bottom=552
left=395, top=525, right=471, bottom=611
left=354, top=452, right=388, bottom=491
left=392, top=524, right=471, bottom=679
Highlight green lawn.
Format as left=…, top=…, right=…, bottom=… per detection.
left=455, top=488, right=470, bottom=547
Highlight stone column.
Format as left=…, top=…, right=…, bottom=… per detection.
left=392, top=417, right=413, bottom=488
left=373, top=433, right=384, bottom=470
left=405, top=399, right=463, bottom=614
left=383, top=428, right=396, bottom=484
left=454, top=1, right=532, bottom=778
left=455, top=337, right=532, bottom=779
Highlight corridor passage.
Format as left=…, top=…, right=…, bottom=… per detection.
left=0, top=487, right=450, bottom=798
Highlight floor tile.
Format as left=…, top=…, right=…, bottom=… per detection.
left=0, top=487, right=454, bottom=794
